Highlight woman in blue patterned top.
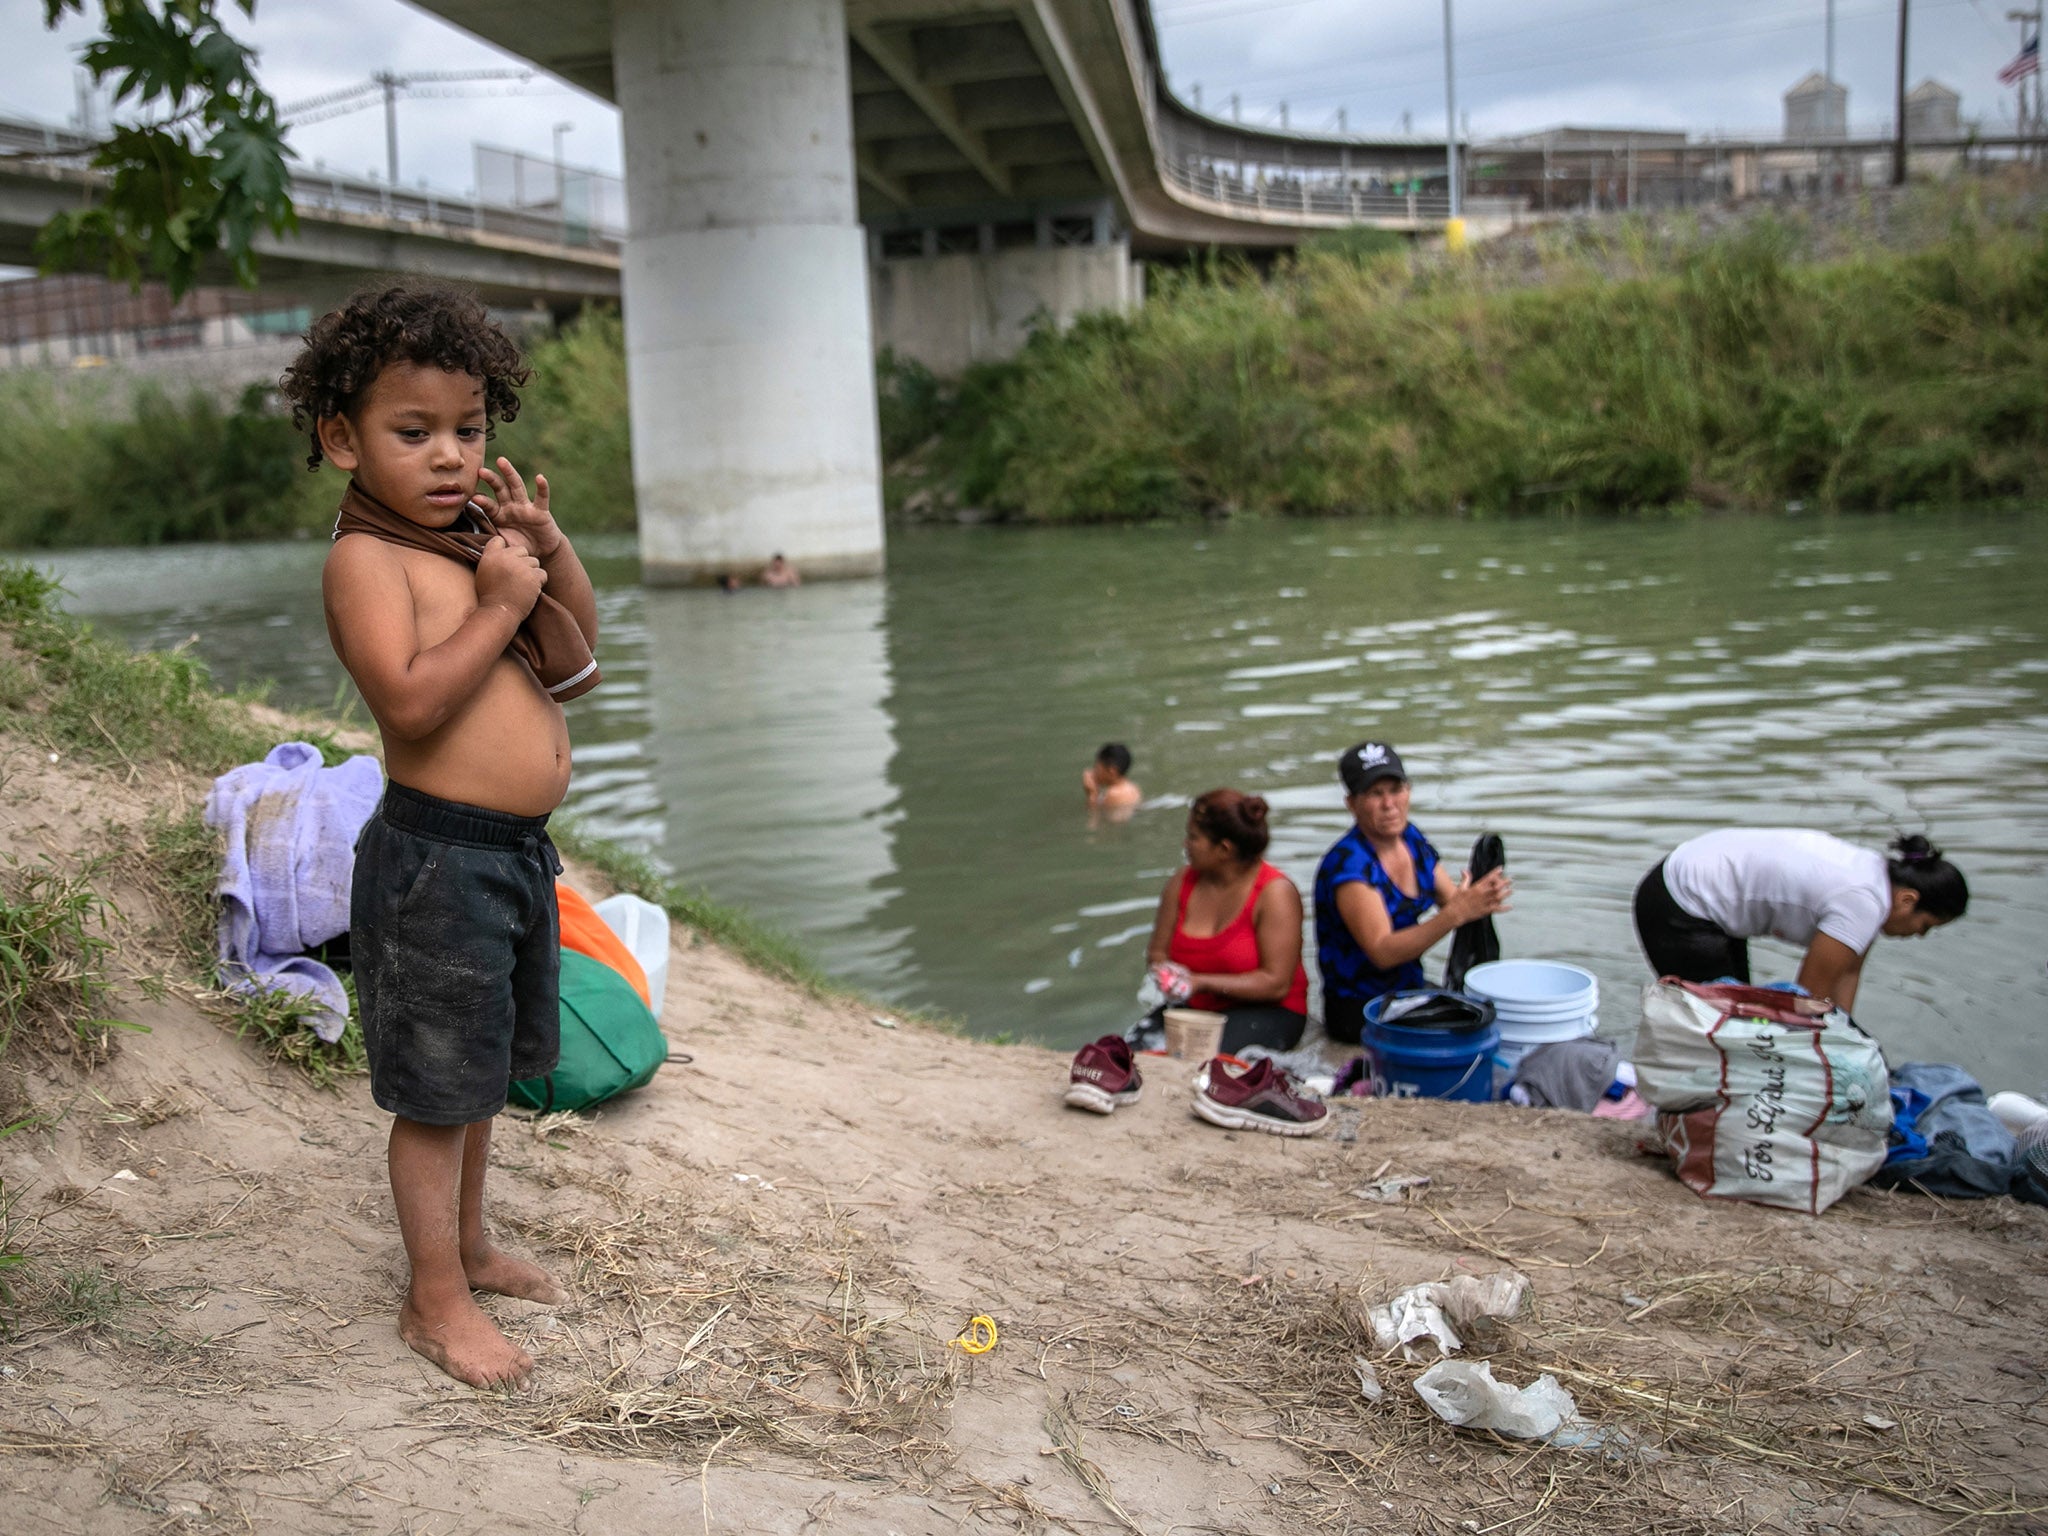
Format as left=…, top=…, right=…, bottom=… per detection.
left=1313, top=741, right=1513, bottom=1043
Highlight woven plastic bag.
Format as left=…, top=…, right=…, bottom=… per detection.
left=1635, top=980, right=1890, bottom=1215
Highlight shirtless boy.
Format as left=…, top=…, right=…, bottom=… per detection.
left=1083, top=743, right=1142, bottom=818
left=281, top=282, right=598, bottom=1388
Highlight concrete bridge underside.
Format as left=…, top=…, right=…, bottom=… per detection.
left=411, top=0, right=1459, bottom=583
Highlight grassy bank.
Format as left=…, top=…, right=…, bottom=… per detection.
left=0, top=310, right=637, bottom=551
left=890, top=181, right=2048, bottom=520
left=0, top=561, right=877, bottom=1084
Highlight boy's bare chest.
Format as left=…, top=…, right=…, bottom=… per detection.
left=397, top=548, right=487, bottom=648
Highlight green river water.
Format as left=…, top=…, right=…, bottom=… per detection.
left=26, top=510, right=2048, bottom=1087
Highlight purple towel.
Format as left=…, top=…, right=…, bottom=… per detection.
left=203, top=742, right=383, bottom=1042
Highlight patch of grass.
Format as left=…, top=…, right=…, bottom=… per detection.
left=0, top=855, right=135, bottom=1064
left=48, top=1261, right=125, bottom=1332
left=131, top=809, right=365, bottom=1088
left=0, top=562, right=274, bottom=776
left=502, top=306, right=636, bottom=531
left=893, top=178, right=2048, bottom=520
left=0, top=375, right=334, bottom=550
left=208, top=981, right=365, bottom=1091
left=130, top=810, right=227, bottom=971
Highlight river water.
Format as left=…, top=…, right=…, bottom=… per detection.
left=26, top=511, right=2048, bottom=1087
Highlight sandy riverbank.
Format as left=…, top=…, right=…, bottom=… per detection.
left=1, top=726, right=2044, bottom=1536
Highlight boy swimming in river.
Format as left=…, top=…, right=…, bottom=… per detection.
left=1083, top=742, right=1142, bottom=820
left=281, top=282, right=600, bottom=1388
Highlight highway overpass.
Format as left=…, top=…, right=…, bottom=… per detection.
left=400, top=0, right=1489, bottom=583
left=0, top=121, right=621, bottom=310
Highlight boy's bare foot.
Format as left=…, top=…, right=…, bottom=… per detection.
left=399, top=1288, right=535, bottom=1389
left=462, top=1242, right=568, bottom=1306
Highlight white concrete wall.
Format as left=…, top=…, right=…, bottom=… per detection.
left=613, top=0, right=884, bottom=584
left=868, top=241, right=1141, bottom=377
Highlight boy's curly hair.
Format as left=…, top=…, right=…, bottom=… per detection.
left=277, top=280, right=532, bottom=471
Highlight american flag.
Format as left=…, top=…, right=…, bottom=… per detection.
left=1998, top=36, right=2039, bottom=86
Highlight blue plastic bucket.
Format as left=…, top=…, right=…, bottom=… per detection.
left=1364, top=991, right=1501, bottom=1103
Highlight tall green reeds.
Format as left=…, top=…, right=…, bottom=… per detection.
left=0, top=306, right=637, bottom=551
left=6, top=186, right=2045, bottom=545
left=899, top=188, right=2048, bottom=519
left=0, top=377, right=332, bottom=549
left=509, top=306, right=636, bottom=531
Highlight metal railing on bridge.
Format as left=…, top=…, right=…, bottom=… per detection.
left=1162, top=155, right=1458, bottom=222
left=266, top=167, right=623, bottom=253
left=3, top=118, right=623, bottom=257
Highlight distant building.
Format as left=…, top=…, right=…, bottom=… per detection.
left=1784, top=72, right=1848, bottom=139
left=1906, top=79, right=1961, bottom=140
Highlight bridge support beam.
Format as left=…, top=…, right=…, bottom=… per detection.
left=613, top=0, right=884, bottom=583
left=869, top=235, right=1140, bottom=377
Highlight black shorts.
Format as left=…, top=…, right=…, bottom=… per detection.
left=352, top=783, right=563, bottom=1126
left=1632, top=858, right=1750, bottom=985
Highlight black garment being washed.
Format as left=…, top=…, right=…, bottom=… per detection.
left=1442, top=832, right=1505, bottom=992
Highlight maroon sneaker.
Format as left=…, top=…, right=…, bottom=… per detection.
left=1064, top=1036, right=1144, bottom=1114
left=1193, top=1056, right=1329, bottom=1137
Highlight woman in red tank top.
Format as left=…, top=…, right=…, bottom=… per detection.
left=1142, top=788, right=1309, bottom=1054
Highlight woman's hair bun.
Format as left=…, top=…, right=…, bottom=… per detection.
left=1188, top=788, right=1274, bottom=861
left=1889, top=832, right=1942, bottom=864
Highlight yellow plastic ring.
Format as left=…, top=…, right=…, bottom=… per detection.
left=950, top=1315, right=998, bottom=1354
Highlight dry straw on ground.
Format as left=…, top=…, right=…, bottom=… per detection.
left=440, top=1183, right=960, bottom=1481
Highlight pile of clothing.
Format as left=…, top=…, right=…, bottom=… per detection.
left=1871, top=1064, right=2048, bottom=1206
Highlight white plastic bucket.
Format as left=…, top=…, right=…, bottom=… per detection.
left=593, top=893, right=671, bottom=1022
left=1462, top=960, right=1599, bottom=1007
left=1464, top=962, right=1599, bottom=1085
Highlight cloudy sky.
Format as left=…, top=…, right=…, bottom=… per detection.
left=0, top=0, right=2033, bottom=198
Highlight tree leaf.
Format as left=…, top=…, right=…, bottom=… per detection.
left=37, top=2, right=296, bottom=299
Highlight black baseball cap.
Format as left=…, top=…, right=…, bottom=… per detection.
left=1339, top=741, right=1406, bottom=795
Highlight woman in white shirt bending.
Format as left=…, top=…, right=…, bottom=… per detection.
left=1633, top=829, right=1968, bottom=1013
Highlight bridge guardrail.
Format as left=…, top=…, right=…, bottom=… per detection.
left=1160, top=155, right=1464, bottom=224
left=5, top=147, right=622, bottom=256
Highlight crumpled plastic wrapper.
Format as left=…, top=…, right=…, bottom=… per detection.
left=1367, top=1271, right=1530, bottom=1362
left=1413, top=1359, right=1579, bottom=1440
left=1352, top=1356, right=1384, bottom=1403
left=1137, top=961, right=1194, bottom=1013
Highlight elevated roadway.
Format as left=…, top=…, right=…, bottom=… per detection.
left=0, top=148, right=620, bottom=310
left=401, top=0, right=1484, bottom=582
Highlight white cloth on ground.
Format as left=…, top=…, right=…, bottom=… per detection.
left=203, top=742, right=383, bottom=1042
left=1663, top=828, right=1889, bottom=952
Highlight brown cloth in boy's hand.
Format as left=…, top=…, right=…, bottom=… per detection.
left=333, top=480, right=601, bottom=703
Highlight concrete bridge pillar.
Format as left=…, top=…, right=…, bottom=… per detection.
left=612, top=0, right=884, bottom=582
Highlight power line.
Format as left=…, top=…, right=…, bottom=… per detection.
left=282, top=69, right=536, bottom=183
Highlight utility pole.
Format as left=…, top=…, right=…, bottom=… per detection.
left=1892, top=0, right=1910, bottom=186
left=284, top=68, right=535, bottom=190
left=378, top=70, right=399, bottom=183
left=1825, top=0, right=1836, bottom=94
left=553, top=120, right=574, bottom=205
left=1442, top=0, right=1462, bottom=224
